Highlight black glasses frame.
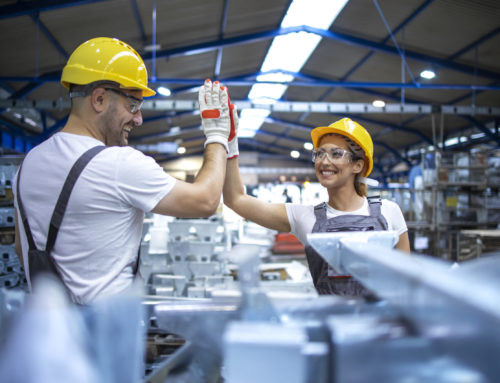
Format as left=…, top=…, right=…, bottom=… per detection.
left=104, top=87, right=143, bottom=113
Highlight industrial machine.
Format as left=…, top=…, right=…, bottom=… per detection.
left=0, top=230, right=498, bottom=383
left=145, top=231, right=500, bottom=383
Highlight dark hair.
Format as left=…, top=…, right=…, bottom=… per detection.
left=69, top=81, right=120, bottom=107
left=354, top=175, right=367, bottom=196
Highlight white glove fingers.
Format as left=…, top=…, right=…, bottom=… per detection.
left=232, top=104, right=238, bottom=125
left=204, top=79, right=214, bottom=108
left=211, top=81, right=221, bottom=107
left=198, top=85, right=206, bottom=109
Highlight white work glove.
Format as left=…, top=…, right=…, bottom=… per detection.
left=227, top=103, right=239, bottom=159
left=199, top=79, right=230, bottom=152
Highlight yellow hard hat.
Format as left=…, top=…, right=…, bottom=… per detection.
left=61, top=37, right=156, bottom=97
left=311, top=118, right=374, bottom=176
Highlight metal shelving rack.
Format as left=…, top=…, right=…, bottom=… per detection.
left=0, top=155, right=27, bottom=290
left=373, top=149, right=499, bottom=260
left=417, top=149, right=493, bottom=260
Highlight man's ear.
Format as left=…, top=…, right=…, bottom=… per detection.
left=89, top=87, right=107, bottom=113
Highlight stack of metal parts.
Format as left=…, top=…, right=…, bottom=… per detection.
left=0, top=158, right=27, bottom=290
left=145, top=218, right=236, bottom=298
left=146, top=231, right=500, bottom=383
left=0, top=244, right=26, bottom=289
left=457, top=229, right=500, bottom=261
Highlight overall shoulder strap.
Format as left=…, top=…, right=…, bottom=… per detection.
left=367, top=195, right=382, bottom=216
left=313, top=202, right=328, bottom=222
left=45, top=145, right=107, bottom=252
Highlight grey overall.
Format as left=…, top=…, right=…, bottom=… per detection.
left=16, top=146, right=108, bottom=293
left=304, top=196, right=388, bottom=298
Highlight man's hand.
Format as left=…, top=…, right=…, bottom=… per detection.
left=227, top=103, right=239, bottom=159
left=199, top=79, right=230, bottom=152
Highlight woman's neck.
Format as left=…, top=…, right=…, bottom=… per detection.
left=327, top=186, right=364, bottom=212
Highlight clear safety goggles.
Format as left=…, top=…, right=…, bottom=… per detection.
left=104, top=87, right=143, bottom=114
left=312, top=147, right=358, bottom=164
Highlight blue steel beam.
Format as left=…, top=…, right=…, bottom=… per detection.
left=30, top=13, right=68, bottom=59
left=35, top=115, right=68, bottom=143
left=141, top=25, right=500, bottom=81
left=214, top=0, right=230, bottom=78
left=448, top=26, right=500, bottom=61
left=0, top=82, right=14, bottom=93
left=263, top=117, right=413, bottom=167
left=151, top=138, right=309, bottom=164
left=389, top=27, right=500, bottom=99
left=373, top=140, right=411, bottom=166
left=40, top=111, right=48, bottom=132
left=8, top=82, right=43, bottom=100
left=296, top=1, right=434, bottom=125
left=0, top=0, right=108, bottom=19
left=129, top=124, right=201, bottom=143
left=144, top=77, right=500, bottom=90
left=445, top=132, right=498, bottom=151
left=305, top=25, right=500, bottom=81
left=0, top=117, right=36, bottom=139
left=342, top=0, right=434, bottom=81
left=142, top=110, right=197, bottom=124
left=130, top=0, right=147, bottom=45
left=6, top=73, right=500, bottom=91
left=457, top=116, right=500, bottom=146
left=330, top=113, right=433, bottom=145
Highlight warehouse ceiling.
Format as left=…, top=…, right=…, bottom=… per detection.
left=0, top=0, right=499, bottom=180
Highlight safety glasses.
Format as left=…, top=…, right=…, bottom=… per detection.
left=104, top=87, right=143, bottom=113
left=312, top=147, right=358, bottom=164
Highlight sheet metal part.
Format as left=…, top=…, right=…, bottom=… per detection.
left=308, top=231, right=500, bottom=382
left=151, top=244, right=382, bottom=383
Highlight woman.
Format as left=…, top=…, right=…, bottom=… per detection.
left=223, top=115, right=410, bottom=298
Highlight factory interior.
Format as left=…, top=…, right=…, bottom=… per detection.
left=0, top=0, right=499, bottom=382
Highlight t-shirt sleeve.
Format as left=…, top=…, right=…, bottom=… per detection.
left=114, top=148, right=176, bottom=212
left=285, top=203, right=315, bottom=245
left=381, top=200, right=408, bottom=236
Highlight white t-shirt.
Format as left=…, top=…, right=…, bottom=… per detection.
left=286, top=197, right=407, bottom=246
left=14, top=133, right=176, bottom=304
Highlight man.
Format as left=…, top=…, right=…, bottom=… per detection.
left=14, top=37, right=232, bottom=304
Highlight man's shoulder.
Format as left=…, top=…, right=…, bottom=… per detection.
left=103, top=146, right=152, bottom=163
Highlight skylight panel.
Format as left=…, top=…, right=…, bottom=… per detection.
left=239, top=109, right=270, bottom=138
left=260, top=33, right=322, bottom=74
left=282, top=0, right=349, bottom=29
left=240, top=0, right=349, bottom=138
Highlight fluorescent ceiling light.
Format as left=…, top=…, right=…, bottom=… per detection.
left=470, top=132, right=485, bottom=139
left=444, top=137, right=459, bottom=146
left=157, top=86, right=171, bottom=96
left=239, top=0, right=349, bottom=138
left=420, top=70, right=436, bottom=79
left=372, top=100, right=385, bottom=107
left=303, top=142, right=313, bottom=150
left=143, top=44, right=161, bottom=52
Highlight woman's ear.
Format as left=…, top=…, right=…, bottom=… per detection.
left=352, top=159, right=365, bottom=174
